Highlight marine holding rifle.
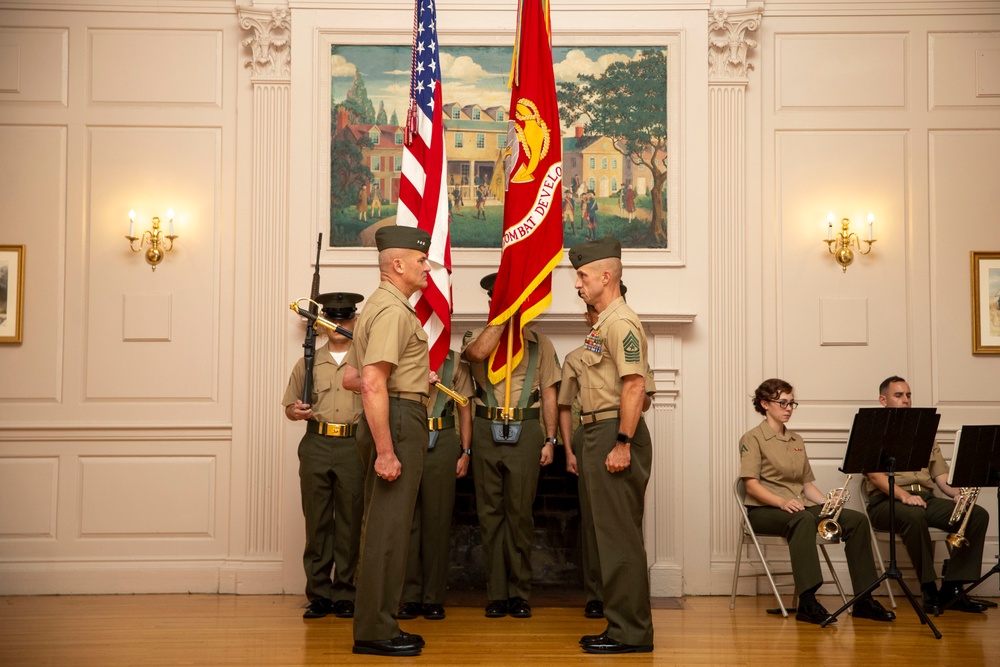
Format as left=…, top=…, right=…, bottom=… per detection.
left=282, top=291, right=366, bottom=620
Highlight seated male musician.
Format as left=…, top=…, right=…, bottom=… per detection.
left=864, top=376, right=991, bottom=614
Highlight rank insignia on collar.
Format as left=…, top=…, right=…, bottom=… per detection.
left=584, top=329, right=603, bottom=354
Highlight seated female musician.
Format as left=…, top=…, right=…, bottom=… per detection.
left=738, top=378, right=896, bottom=625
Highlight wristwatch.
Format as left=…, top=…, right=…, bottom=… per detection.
left=462, top=448, right=472, bottom=456
left=544, top=437, right=558, bottom=445
left=616, top=432, right=631, bottom=444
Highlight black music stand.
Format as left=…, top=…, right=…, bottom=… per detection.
left=820, top=407, right=943, bottom=639
left=937, top=424, right=1000, bottom=613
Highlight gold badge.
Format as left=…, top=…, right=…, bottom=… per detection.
left=510, top=98, right=550, bottom=184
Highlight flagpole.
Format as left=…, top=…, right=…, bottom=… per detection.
left=503, top=321, right=514, bottom=420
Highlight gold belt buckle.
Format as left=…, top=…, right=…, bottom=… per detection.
left=325, top=423, right=345, bottom=437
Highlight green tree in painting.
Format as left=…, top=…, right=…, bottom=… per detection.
left=330, top=124, right=372, bottom=210
left=390, top=109, right=399, bottom=126
left=375, top=100, right=388, bottom=125
left=558, top=49, right=668, bottom=245
left=342, top=71, right=376, bottom=124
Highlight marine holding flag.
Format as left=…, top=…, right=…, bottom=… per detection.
left=461, top=0, right=563, bottom=622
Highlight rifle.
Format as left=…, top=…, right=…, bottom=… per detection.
left=300, top=234, right=323, bottom=404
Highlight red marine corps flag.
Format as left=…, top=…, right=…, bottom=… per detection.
left=397, top=0, right=451, bottom=371
left=487, top=0, right=563, bottom=384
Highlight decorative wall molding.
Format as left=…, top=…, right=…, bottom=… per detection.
left=239, top=6, right=290, bottom=80
left=708, top=7, right=762, bottom=83
left=707, top=8, right=760, bottom=565
left=240, top=8, right=291, bottom=559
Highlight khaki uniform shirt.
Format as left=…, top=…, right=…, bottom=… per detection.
left=462, top=327, right=560, bottom=407
left=345, top=281, right=429, bottom=396
left=571, top=297, right=650, bottom=413
left=863, top=441, right=949, bottom=494
left=558, top=344, right=655, bottom=408
left=426, top=351, right=474, bottom=417
left=282, top=343, right=362, bottom=424
left=739, top=421, right=816, bottom=507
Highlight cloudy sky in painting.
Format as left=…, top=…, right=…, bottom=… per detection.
left=330, top=46, right=649, bottom=129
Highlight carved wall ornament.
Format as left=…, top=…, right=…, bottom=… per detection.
left=239, top=7, right=291, bottom=79
left=708, top=7, right=763, bottom=83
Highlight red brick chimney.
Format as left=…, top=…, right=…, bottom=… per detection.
left=575, top=125, right=584, bottom=138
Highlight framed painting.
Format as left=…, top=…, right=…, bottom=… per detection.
left=318, top=37, right=682, bottom=266
left=0, top=245, right=24, bottom=344
left=971, top=251, right=1000, bottom=354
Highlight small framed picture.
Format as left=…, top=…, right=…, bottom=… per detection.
left=971, top=251, right=1000, bottom=354
left=0, top=245, right=24, bottom=344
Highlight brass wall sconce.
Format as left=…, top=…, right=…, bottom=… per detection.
left=126, top=209, right=178, bottom=271
left=825, top=212, right=875, bottom=272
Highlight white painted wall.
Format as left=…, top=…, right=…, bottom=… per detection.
left=0, top=1, right=997, bottom=598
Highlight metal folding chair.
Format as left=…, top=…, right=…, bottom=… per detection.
left=730, top=478, right=848, bottom=617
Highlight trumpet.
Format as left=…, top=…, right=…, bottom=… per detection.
left=817, top=474, right=853, bottom=540
left=946, top=487, right=980, bottom=548
left=289, top=299, right=469, bottom=407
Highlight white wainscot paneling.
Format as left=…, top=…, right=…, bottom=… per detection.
left=0, top=457, right=58, bottom=538
left=819, top=297, right=868, bottom=346
left=86, top=126, right=220, bottom=400
left=929, top=32, right=1000, bottom=108
left=0, top=27, right=68, bottom=104
left=79, top=456, right=215, bottom=537
left=89, top=29, right=222, bottom=106
left=0, top=125, right=66, bottom=403
left=776, top=32, right=906, bottom=110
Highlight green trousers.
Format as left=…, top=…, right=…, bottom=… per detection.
left=573, top=424, right=602, bottom=603
left=471, top=417, right=543, bottom=602
left=867, top=490, right=988, bottom=584
left=580, top=418, right=653, bottom=646
left=747, top=504, right=878, bottom=594
left=297, top=431, right=365, bottom=603
left=401, top=426, right=460, bottom=605
left=352, top=398, right=427, bottom=642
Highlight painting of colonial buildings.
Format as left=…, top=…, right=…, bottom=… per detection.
left=330, top=45, right=669, bottom=249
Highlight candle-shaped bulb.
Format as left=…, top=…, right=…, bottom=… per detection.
left=827, top=212, right=834, bottom=240
left=167, top=209, right=174, bottom=236
left=129, top=209, right=135, bottom=237
left=867, top=212, right=874, bottom=241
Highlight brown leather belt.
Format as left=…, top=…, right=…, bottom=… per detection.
left=428, top=415, right=455, bottom=431
left=580, top=408, right=620, bottom=425
left=389, top=391, right=430, bottom=407
left=307, top=421, right=356, bottom=438
left=475, top=405, right=540, bottom=421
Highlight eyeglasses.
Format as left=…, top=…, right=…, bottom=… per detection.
left=767, top=399, right=799, bottom=410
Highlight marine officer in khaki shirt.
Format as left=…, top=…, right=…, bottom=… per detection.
left=558, top=290, right=654, bottom=622
left=567, top=238, right=654, bottom=654
left=396, top=350, right=474, bottom=621
left=864, top=375, right=989, bottom=614
left=739, top=377, right=894, bottom=626
left=345, top=225, right=433, bottom=658
left=283, top=292, right=365, bottom=620
left=462, top=272, right=561, bottom=620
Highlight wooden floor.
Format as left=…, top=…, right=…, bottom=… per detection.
left=1, top=593, right=996, bottom=666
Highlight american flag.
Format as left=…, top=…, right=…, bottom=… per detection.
left=397, top=0, right=451, bottom=371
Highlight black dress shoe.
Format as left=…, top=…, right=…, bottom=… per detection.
left=922, top=589, right=942, bottom=615
left=508, top=596, right=532, bottom=618
left=851, top=596, right=895, bottom=622
left=394, top=602, right=423, bottom=620
left=795, top=598, right=835, bottom=625
left=939, top=583, right=988, bottom=613
left=485, top=599, right=508, bottom=617
left=580, top=631, right=609, bottom=646
left=331, top=600, right=354, bottom=618
left=584, top=600, right=604, bottom=619
left=423, top=603, right=445, bottom=620
left=399, top=631, right=425, bottom=648
left=582, top=638, right=653, bottom=654
left=303, top=598, right=333, bottom=619
left=353, top=636, right=421, bottom=657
